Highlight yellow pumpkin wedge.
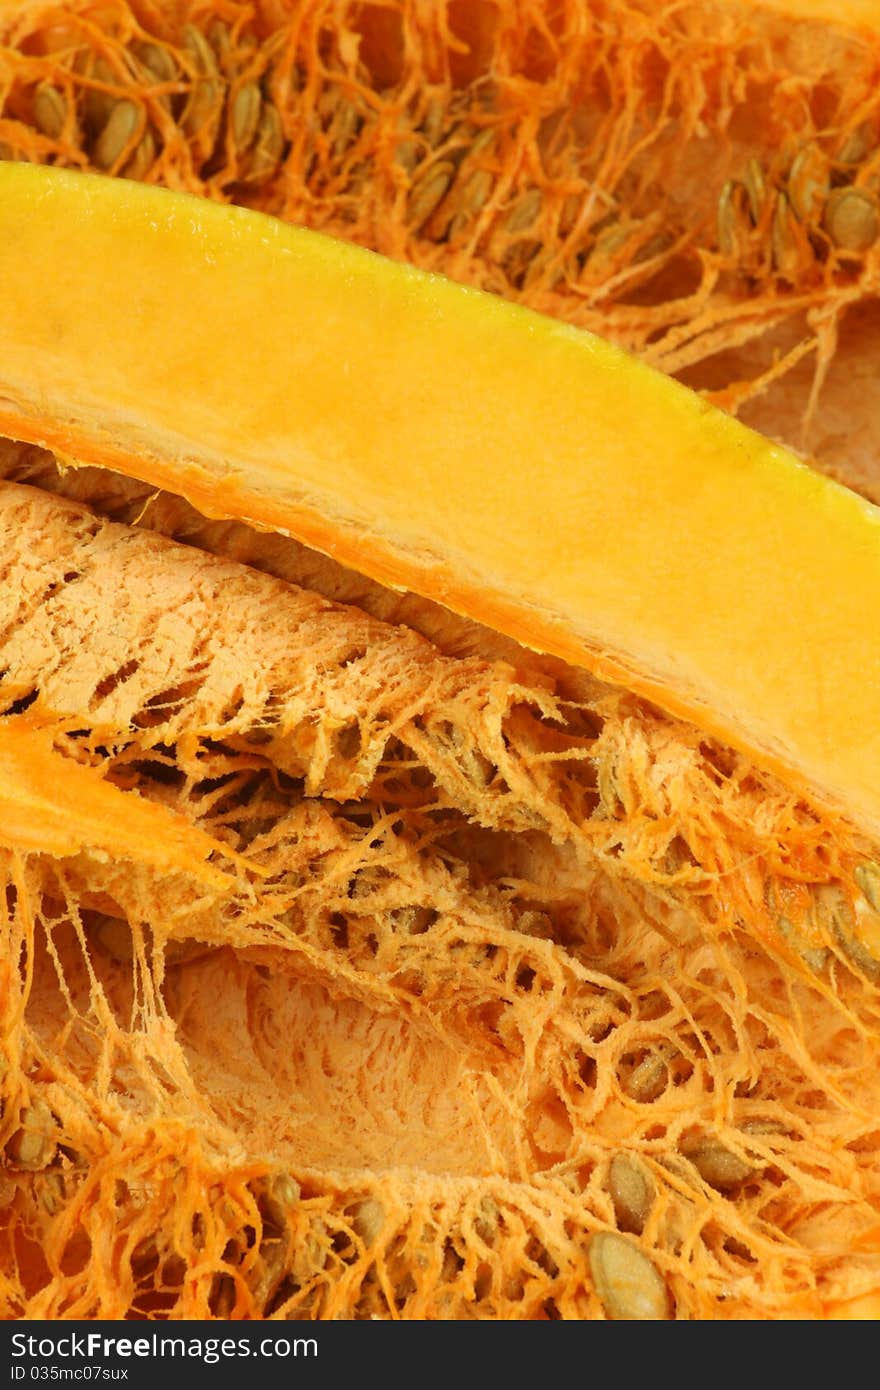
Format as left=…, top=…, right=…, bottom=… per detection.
left=1, top=161, right=880, bottom=840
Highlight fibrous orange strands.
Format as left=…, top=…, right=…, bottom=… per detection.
left=0, top=477, right=880, bottom=1318
left=1, top=0, right=880, bottom=492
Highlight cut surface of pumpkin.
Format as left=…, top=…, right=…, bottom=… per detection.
left=3, top=0, right=880, bottom=501
left=0, top=1, right=880, bottom=1326
left=1, top=161, right=879, bottom=838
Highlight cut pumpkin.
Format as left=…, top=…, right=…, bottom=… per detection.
left=2, top=0, right=880, bottom=497
left=2, top=162, right=880, bottom=840
left=0, top=2, right=879, bottom=1325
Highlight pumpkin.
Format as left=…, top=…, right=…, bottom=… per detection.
left=0, top=0, right=879, bottom=1324
left=1, top=0, right=879, bottom=495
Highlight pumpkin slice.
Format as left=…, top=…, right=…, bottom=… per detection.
left=0, top=161, right=879, bottom=840
left=2, top=0, right=880, bottom=504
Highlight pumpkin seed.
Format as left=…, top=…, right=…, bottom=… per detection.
left=524, top=246, right=562, bottom=291
left=37, top=1171, right=66, bottom=1215
left=408, top=162, right=454, bottom=230
left=623, top=1045, right=673, bottom=1103
left=559, top=192, right=582, bottom=237
left=771, top=192, right=801, bottom=278
left=504, top=187, right=542, bottom=235
left=183, top=23, right=219, bottom=78
left=123, top=129, right=156, bottom=181
left=291, top=1223, right=330, bottom=1284
left=77, top=53, right=117, bottom=132
left=180, top=24, right=222, bottom=144
left=210, top=1272, right=236, bottom=1315
left=351, top=1197, right=384, bottom=1246
left=501, top=236, right=541, bottom=286
left=787, top=143, right=829, bottom=222
left=462, top=127, right=495, bottom=161
left=588, top=219, right=634, bottom=275
left=134, top=42, right=178, bottom=114
left=777, top=913, right=828, bottom=973
left=328, top=98, right=360, bottom=158
left=260, top=1171, right=300, bottom=1231
left=717, top=179, right=741, bottom=256
left=608, top=1153, right=654, bottom=1235
left=208, top=20, right=232, bottom=65
left=395, top=128, right=420, bottom=174
left=231, top=81, right=261, bottom=153
left=838, top=122, right=875, bottom=166
left=9, top=1099, right=55, bottom=1170
left=92, top=100, right=140, bottom=170
left=473, top=1196, right=500, bottom=1245
left=136, top=42, right=179, bottom=84
left=33, top=83, right=67, bottom=139
left=245, top=102, right=285, bottom=183
left=448, top=167, right=494, bottom=238
left=855, top=861, right=880, bottom=912
left=815, top=882, right=880, bottom=980
left=422, top=94, right=445, bottom=148
left=682, top=1133, right=756, bottom=1190
left=464, top=167, right=494, bottom=215
left=740, top=1117, right=788, bottom=1139
left=824, top=187, right=880, bottom=252
left=744, top=158, right=767, bottom=223
left=252, top=1229, right=290, bottom=1305
left=839, top=910, right=880, bottom=982
left=589, top=1232, right=670, bottom=1320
